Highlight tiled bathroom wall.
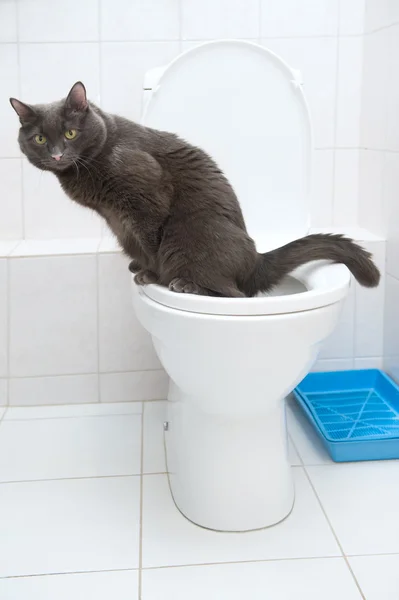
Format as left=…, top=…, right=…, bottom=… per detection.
left=0, top=241, right=169, bottom=406
left=358, top=0, right=399, bottom=380
left=0, top=0, right=365, bottom=238
left=0, top=0, right=389, bottom=406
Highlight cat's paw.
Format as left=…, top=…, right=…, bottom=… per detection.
left=134, top=269, right=158, bottom=285
left=128, top=259, right=142, bottom=274
left=169, top=278, right=202, bottom=294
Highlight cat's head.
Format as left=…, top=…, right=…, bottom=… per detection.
left=10, top=82, right=106, bottom=172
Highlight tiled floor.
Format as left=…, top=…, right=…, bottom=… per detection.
left=0, top=400, right=398, bottom=599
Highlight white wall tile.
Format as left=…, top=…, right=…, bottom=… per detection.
left=358, top=150, right=385, bottom=235
left=384, top=153, right=399, bottom=279
left=354, top=356, right=383, bottom=369
left=336, top=37, right=363, bottom=148
left=0, top=379, right=6, bottom=406
left=333, top=149, right=359, bottom=225
left=360, top=29, right=389, bottom=150
left=339, top=0, right=365, bottom=35
left=0, top=44, right=20, bottom=158
left=365, top=0, right=399, bottom=33
left=101, top=42, right=179, bottom=121
left=100, top=370, right=168, bottom=403
left=0, top=241, right=18, bottom=258
left=383, top=24, right=399, bottom=152
left=261, top=0, right=339, bottom=37
left=11, top=238, right=101, bottom=257
left=0, top=260, right=7, bottom=379
left=101, top=0, right=179, bottom=41
left=312, top=358, right=354, bottom=372
left=98, top=253, right=161, bottom=373
left=0, top=0, right=17, bottom=42
left=182, top=0, right=259, bottom=40
left=354, top=240, right=385, bottom=357
left=18, top=0, right=99, bottom=42
left=383, top=275, right=399, bottom=381
left=9, top=255, right=98, bottom=377
left=319, top=283, right=355, bottom=359
left=22, top=160, right=103, bottom=239
left=0, top=158, right=23, bottom=239
left=9, top=374, right=99, bottom=406
left=310, top=150, right=334, bottom=227
left=19, top=43, right=100, bottom=105
left=262, top=38, right=337, bottom=148
left=5, top=402, right=142, bottom=419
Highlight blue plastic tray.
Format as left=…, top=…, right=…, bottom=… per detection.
left=293, top=369, right=399, bottom=462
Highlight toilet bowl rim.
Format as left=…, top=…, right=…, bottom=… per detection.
left=134, top=262, right=351, bottom=317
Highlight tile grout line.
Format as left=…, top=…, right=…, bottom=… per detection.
left=15, top=0, right=25, bottom=240
left=138, top=404, right=145, bottom=598
left=289, top=420, right=366, bottom=598
left=302, top=466, right=366, bottom=599
left=1, top=552, right=399, bottom=581
left=8, top=367, right=164, bottom=379
left=6, top=252, right=11, bottom=408
left=95, top=251, right=101, bottom=403
left=0, top=33, right=373, bottom=46
left=177, top=0, right=183, bottom=53
left=331, top=6, right=341, bottom=227
left=0, top=473, right=143, bottom=486
left=0, top=553, right=379, bottom=581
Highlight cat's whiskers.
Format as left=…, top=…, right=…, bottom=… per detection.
left=71, top=159, right=80, bottom=178
left=75, top=156, right=98, bottom=191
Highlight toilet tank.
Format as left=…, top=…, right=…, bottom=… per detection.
left=141, top=42, right=313, bottom=250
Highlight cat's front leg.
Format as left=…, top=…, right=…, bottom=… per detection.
left=134, top=269, right=159, bottom=285
left=128, top=259, right=142, bottom=274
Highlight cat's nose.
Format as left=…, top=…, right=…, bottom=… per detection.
left=51, top=153, right=63, bottom=162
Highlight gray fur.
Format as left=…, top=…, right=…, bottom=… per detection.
left=10, top=82, right=380, bottom=297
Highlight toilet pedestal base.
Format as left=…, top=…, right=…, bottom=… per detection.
left=164, top=383, right=295, bottom=532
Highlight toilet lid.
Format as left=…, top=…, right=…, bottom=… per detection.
left=143, top=40, right=312, bottom=246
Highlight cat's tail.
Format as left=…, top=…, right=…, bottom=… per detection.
left=250, top=233, right=380, bottom=294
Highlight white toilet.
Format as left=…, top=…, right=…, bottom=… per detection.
left=132, top=41, right=350, bottom=532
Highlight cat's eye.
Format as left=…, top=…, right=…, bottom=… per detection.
left=64, top=129, right=77, bottom=140
left=34, top=134, right=47, bottom=145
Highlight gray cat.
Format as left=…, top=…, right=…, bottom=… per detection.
left=10, top=82, right=380, bottom=297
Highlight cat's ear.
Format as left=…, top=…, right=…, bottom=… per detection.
left=9, top=98, right=36, bottom=124
left=65, top=81, right=88, bottom=112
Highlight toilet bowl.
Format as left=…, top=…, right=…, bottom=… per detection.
left=132, top=41, right=351, bottom=531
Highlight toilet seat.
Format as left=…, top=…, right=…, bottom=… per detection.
left=142, top=40, right=312, bottom=245
left=140, top=261, right=350, bottom=316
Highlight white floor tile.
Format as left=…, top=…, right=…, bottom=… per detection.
left=143, top=401, right=167, bottom=473
left=349, top=555, right=399, bottom=600
left=288, top=437, right=301, bottom=466
left=141, top=471, right=340, bottom=568
left=4, top=401, right=142, bottom=420
left=0, top=415, right=141, bottom=481
left=0, top=570, right=139, bottom=600
left=0, top=406, right=5, bottom=420
left=287, top=401, right=332, bottom=465
left=142, top=558, right=362, bottom=600
left=307, top=462, right=399, bottom=555
left=0, top=476, right=140, bottom=577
